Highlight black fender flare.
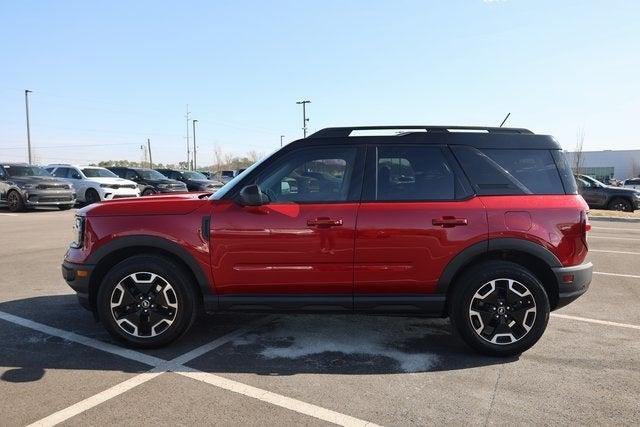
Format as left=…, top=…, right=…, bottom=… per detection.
left=87, top=235, right=211, bottom=295
left=436, top=238, right=562, bottom=293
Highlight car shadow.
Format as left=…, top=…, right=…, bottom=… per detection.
left=0, top=295, right=518, bottom=383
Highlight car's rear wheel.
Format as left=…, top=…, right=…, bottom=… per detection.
left=449, top=261, right=550, bottom=357
left=7, top=190, right=25, bottom=212
left=608, top=197, right=633, bottom=212
left=97, top=255, right=197, bottom=348
left=85, top=188, right=101, bottom=205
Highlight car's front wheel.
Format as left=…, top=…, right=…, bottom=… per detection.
left=449, top=261, right=550, bottom=357
left=7, top=190, right=25, bottom=212
left=97, top=255, right=197, bottom=348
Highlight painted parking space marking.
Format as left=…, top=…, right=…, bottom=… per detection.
left=589, top=249, right=640, bottom=255
left=590, top=226, right=640, bottom=232
left=0, top=213, right=19, bottom=217
left=593, top=271, right=640, bottom=279
left=551, top=314, right=640, bottom=331
left=2, top=311, right=378, bottom=427
left=588, top=235, right=640, bottom=241
left=27, top=368, right=166, bottom=427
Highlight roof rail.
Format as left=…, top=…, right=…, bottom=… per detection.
left=308, top=125, right=534, bottom=138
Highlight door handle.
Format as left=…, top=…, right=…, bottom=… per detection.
left=432, top=217, right=468, bottom=228
left=307, top=217, right=343, bottom=227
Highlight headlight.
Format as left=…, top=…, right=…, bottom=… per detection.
left=100, top=184, right=115, bottom=189
left=158, top=184, right=168, bottom=189
left=19, top=183, right=35, bottom=189
left=71, top=216, right=85, bottom=249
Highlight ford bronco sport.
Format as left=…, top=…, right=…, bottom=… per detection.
left=62, top=126, right=592, bottom=356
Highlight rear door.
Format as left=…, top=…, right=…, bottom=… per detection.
left=210, top=145, right=364, bottom=309
left=354, top=144, right=487, bottom=311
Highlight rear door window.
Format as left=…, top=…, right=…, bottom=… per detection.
left=452, top=146, right=565, bottom=195
left=372, top=146, right=466, bottom=201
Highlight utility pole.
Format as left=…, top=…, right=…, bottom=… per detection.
left=296, top=100, right=311, bottom=138
left=192, top=119, right=198, bottom=171
left=499, top=112, right=511, bottom=127
left=25, top=90, right=33, bottom=164
left=185, top=105, right=191, bottom=170
left=147, top=138, right=153, bottom=168
left=280, top=135, right=285, bottom=147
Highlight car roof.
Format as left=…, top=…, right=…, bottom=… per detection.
left=288, top=126, right=560, bottom=150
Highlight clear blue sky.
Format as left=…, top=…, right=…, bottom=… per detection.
left=1, top=0, right=638, bottom=165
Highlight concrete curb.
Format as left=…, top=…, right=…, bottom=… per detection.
left=590, top=216, right=640, bottom=223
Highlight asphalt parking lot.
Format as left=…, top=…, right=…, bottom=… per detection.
left=0, top=208, right=639, bottom=426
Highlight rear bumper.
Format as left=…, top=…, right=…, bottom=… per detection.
left=62, top=261, right=95, bottom=311
left=552, top=262, right=593, bottom=309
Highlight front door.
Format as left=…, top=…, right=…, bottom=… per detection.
left=210, top=145, right=364, bottom=310
left=354, top=144, right=488, bottom=311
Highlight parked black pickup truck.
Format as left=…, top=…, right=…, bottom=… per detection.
left=575, top=174, right=640, bottom=212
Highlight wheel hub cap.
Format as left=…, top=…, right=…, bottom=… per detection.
left=109, top=272, right=178, bottom=338
left=468, top=278, right=537, bottom=345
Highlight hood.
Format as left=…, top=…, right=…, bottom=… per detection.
left=188, top=179, right=224, bottom=187
left=9, top=175, right=72, bottom=187
left=87, top=177, right=137, bottom=186
left=80, top=192, right=209, bottom=217
left=606, top=185, right=639, bottom=195
left=145, top=179, right=186, bottom=186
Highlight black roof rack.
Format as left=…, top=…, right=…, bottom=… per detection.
left=308, top=125, right=533, bottom=138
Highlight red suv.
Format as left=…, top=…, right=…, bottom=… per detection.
left=62, top=126, right=592, bottom=356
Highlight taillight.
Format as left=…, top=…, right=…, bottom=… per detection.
left=581, top=210, right=590, bottom=247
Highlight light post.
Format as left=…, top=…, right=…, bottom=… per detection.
left=192, top=119, right=198, bottom=171
left=25, top=90, right=33, bottom=163
left=296, top=100, right=311, bottom=138
left=280, top=135, right=285, bottom=147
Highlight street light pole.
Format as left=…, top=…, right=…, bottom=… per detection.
left=192, top=119, right=198, bottom=171
left=147, top=138, right=153, bottom=168
left=25, top=90, right=33, bottom=164
left=280, top=135, right=285, bottom=147
left=296, top=100, right=311, bottom=138
left=185, top=105, right=191, bottom=170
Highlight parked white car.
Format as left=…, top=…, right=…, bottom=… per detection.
left=624, top=178, right=640, bottom=190
left=45, top=164, right=140, bottom=204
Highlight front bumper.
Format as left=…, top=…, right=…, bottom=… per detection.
left=99, top=187, right=140, bottom=200
left=552, top=262, right=593, bottom=309
left=62, top=261, right=95, bottom=311
left=22, top=189, right=76, bottom=207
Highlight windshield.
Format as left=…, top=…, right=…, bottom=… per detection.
left=212, top=152, right=274, bottom=199
left=4, top=165, right=52, bottom=177
left=182, top=171, right=207, bottom=180
left=137, top=169, right=168, bottom=180
left=82, top=168, right=118, bottom=178
left=582, top=175, right=606, bottom=187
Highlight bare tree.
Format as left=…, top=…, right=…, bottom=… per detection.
left=213, top=145, right=224, bottom=172
left=573, top=127, right=586, bottom=174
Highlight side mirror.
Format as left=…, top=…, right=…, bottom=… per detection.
left=236, top=184, right=267, bottom=206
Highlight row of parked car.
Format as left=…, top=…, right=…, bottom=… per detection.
left=0, top=163, right=230, bottom=212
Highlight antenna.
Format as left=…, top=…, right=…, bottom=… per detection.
left=499, top=113, right=511, bottom=128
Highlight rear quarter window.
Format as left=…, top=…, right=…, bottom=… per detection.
left=452, top=146, right=566, bottom=195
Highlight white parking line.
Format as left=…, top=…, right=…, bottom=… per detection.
left=594, top=271, right=640, bottom=279
left=2, top=311, right=378, bottom=427
left=589, top=249, right=640, bottom=256
left=179, top=367, right=380, bottom=427
left=588, top=235, right=640, bottom=241
left=0, top=213, right=18, bottom=217
left=590, top=226, right=640, bottom=232
left=551, top=314, right=640, bottom=330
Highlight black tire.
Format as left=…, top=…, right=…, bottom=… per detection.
left=607, top=197, right=633, bottom=212
left=96, top=254, right=197, bottom=348
left=7, top=190, right=25, bottom=212
left=85, top=188, right=101, bottom=205
left=58, top=205, right=74, bottom=211
left=142, top=188, right=156, bottom=196
left=449, top=260, right=550, bottom=357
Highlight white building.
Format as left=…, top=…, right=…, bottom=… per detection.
left=563, top=150, right=640, bottom=181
